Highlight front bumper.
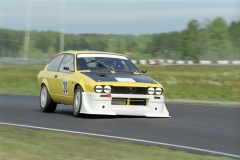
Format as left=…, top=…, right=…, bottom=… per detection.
left=80, top=92, right=170, bottom=117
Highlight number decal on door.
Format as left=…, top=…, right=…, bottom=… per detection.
left=62, top=80, right=68, bottom=94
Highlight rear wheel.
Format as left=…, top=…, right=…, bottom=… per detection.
left=73, top=85, right=83, bottom=117
left=40, top=85, right=57, bottom=113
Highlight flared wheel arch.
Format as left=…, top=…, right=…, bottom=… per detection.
left=40, top=83, right=57, bottom=113
left=73, top=84, right=84, bottom=117
left=74, top=83, right=85, bottom=93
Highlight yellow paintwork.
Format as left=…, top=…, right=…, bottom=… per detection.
left=37, top=50, right=164, bottom=105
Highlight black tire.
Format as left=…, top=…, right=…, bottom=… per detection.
left=73, top=85, right=83, bottom=117
left=40, top=85, right=57, bottom=113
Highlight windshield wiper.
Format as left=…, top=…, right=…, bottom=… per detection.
left=115, top=70, right=133, bottom=73
left=88, top=58, right=113, bottom=71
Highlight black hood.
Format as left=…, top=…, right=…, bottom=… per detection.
left=82, top=72, right=157, bottom=84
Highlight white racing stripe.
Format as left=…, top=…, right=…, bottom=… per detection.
left=115, top=78, right=136, bottom=82
left=0, top=122, right=239, bottom=159
left=77, top=54, right=127, bottom=59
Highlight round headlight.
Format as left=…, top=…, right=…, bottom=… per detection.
left=148, top=87, right=154, bottom=95
left=94, top=85, right=103, bottom=93
left=104, top=85, right=111, bottom=93
left=155, top=88, right=163, bottom=95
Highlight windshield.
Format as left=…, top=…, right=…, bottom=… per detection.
left=76, top=54, right=139, bottom=73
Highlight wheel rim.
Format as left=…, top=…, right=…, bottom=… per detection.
left=74, top=89, right=81, bottom=112
left=40, top=86, right=47, bottom=107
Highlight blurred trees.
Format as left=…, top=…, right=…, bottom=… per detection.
left=182, top=20, right=200, bottom=60
left=229, top=20, right=240, bottom=59
left=145, top=32, right=182, bottom=60
left=0, top=17, right=239, bottom=60
left=146, top=17, right=239, bottom=60
left=207, top=17, right=231, bottom=60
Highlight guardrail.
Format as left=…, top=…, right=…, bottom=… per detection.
left=0, top=59, right=50, bottom=66
left=131, top=60, right=240, bottom=65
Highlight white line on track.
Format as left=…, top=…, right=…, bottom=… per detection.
left=1, top=122, right=239, bottom=159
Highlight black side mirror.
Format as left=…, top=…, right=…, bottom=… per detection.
left=63, top=66, right=74, bottom=72
left=63, top=67, right=69, bottom=70
left=142, top=70, right=147, bottom=73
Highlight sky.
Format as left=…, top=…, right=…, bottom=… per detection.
left=0, top=0, right=239, bottom=35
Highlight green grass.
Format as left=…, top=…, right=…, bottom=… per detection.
left=0, top=125, right=232, bottom=160
left=0, top=64, right=239, bottom=101
left=138, top=65, right=240, bottom=101
left=0, top=64, right=43, bottom=95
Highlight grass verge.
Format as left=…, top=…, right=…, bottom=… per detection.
left=0, top=64, right=239, bottom=102
left=138, top=65, right=240, bottom=101
left=0, top=125, right=232, bottom=160
left=0, top=64, right=42, bottom=95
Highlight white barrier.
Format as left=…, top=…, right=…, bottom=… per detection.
left=158, top=59, right=165, bottom=63
left=186, top=61, right=194, bottom=64
left=199, top=60, right=212, bottom=64
left=232, top=61, right=240, bottom=65
left=148, top=60, right=156, bottom=65
left=131, top=59, right=240, bottom=65
left=131, top=60, right=137, bottom=64
left=175, top=60, right=185, bottom=64
left=139, top=60, right=147, bottom=65
left=217, top=60, right=229, bottom=64
left=166, top=60, right=174, bottom=64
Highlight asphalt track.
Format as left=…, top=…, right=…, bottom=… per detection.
left=0, top=94, right=239, bottom=159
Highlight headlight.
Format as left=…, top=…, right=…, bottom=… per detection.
left=155, top=88, right=163, bottom=95
left=94, top=85, right=103, bottom=93
left=104, top=85, right=111, bottom=93
left=148, top=87, right=154, bottom=95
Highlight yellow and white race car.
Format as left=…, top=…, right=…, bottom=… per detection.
left=37, top=51, right=170, bottom=117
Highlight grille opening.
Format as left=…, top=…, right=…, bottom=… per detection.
left=111, top=87, right=147, bottom=94
left=112, top=98, right=147, bottom=106
left=129, top=98, right=146, bottom=106
left=111, top=98, right=127, bottom=105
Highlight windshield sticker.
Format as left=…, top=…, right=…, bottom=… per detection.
left=115, top=78, right=135, bottom=82
left=62, top=80, right=68, bottom=94
left=77, top=54, right=127, bottom=59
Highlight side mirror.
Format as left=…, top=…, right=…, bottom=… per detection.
left=63, top=67, right=73, bottom=72
left=63, top=67, right=69, bottom=70
left=142, top=70, right=147, bottom=73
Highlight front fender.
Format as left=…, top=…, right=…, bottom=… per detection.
left=40, top=77, right=50, bottom=92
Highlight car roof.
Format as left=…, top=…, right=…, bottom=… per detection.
left=59, top=50, right=125, bottom=57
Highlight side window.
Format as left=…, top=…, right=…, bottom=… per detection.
left=48, top=54, right=65, bottom=72
left=59, top=54, right=74, bottom=73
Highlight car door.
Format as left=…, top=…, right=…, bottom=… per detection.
left=46, top=54, right=65, bottom=97
left=53, top=54, right=75, bottom=104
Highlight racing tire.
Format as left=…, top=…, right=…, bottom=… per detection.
left=73, top=85, right=83, bottom=117
left=40, top=85, right=57, bottom=113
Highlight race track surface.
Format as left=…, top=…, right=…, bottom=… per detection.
left=0, top=94, right=239, bottom=158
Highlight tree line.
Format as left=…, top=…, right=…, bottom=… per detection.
left=0, top=17, right=239, bottom=60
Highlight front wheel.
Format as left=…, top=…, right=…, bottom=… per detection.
left=73, top=86, right=83, bottom=117
left=40, top=85, right=57, bottom=113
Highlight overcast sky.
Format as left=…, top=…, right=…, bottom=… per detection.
left=1, top=0, right=239, bottom=35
